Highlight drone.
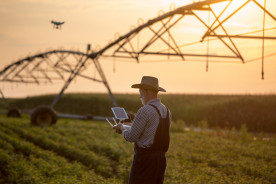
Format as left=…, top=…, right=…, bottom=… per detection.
left=51, top=20, right=65, bottom=29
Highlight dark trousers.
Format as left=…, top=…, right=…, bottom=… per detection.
left=128, top=152, right=166, bottom=184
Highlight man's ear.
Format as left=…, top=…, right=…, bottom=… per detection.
left=144, top=89, right=149, bottom=96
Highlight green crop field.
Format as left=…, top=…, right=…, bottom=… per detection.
left=0, top=115, right=275, bottom=184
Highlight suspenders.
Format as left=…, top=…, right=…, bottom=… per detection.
left=149, top=104, right=168, bottom=119
left=135, top=104, right=170, bottom=154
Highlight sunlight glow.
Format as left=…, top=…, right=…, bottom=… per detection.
left=0, top=0, right=275, bottom=97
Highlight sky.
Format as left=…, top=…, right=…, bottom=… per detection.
left=0, top=0, right=276, bottom=98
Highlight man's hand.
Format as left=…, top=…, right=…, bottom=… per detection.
left=113, top=123, right=124, bottom=134
left=123, top=122, right=132, bottom=126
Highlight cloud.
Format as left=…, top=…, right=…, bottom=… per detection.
left=0, top=0, right=80, bottom=16
left=223, top=22, right=259, bottom=29
left=0, top=34, right=16, bottom=43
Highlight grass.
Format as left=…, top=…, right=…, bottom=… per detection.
left=0, top=115, right=275, bottom=183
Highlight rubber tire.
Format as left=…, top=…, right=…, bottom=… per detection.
left=31, top=105, right=57, bottom=126
left=85, top=114, right=93, bottom=120
left=7, top=108, right=21, bottom=118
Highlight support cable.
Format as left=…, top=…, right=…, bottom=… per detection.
left=137, top=18, right=144, bottom=53
left=113, top=44, right=116, bottom=72
left=100, top=52, right=276, bottom=64
left=262, top=0, right=266, bottom=80
left=206, top=6, right=210, bottom=72
left=169, top=4, right=176, bottom=60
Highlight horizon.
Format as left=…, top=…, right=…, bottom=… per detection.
left=3, top=91, right=276, bottom=100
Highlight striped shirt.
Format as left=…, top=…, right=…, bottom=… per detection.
left=122, top=98, right=171, bottom=148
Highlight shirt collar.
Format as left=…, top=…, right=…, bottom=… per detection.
left=146, top=98, right=160, bottom=105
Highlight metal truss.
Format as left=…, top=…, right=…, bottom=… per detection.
left=97, top=0, right=275, bottom=64
left=0, top=49, right=117, bottom=107
left=0, top=0, right=275, bottom=108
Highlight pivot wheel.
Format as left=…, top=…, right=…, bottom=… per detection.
left=7, top=108, right=21, bottom=118
left=31, top=105, right=57, bottom=126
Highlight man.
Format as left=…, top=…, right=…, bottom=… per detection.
left=113, top=76, right=171, bottom=184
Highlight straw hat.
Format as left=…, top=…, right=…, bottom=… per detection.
left=131, top=76, right=166, bottom=92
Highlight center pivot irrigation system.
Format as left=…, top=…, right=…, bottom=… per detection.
left=0, top=0, right=275, bottom=125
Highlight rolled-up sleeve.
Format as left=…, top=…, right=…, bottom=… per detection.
left=122, top=107, right=149, bottom=142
